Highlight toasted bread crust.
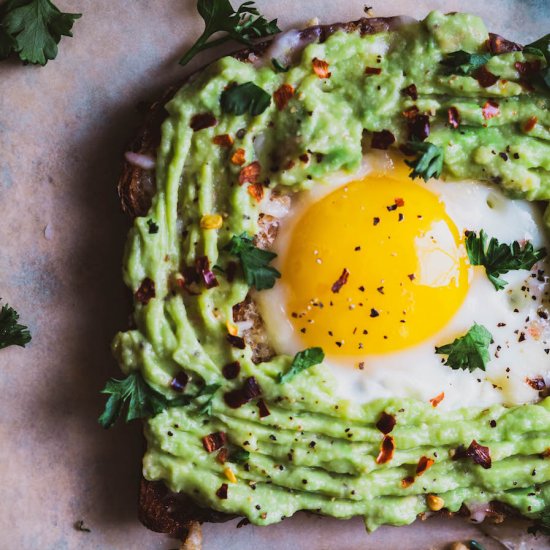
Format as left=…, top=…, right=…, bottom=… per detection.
left=118, top=16, right=524, bottom=540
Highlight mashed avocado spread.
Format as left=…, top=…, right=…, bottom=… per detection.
left=113, top=12, right=550, bottom=530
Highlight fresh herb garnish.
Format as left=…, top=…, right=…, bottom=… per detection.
left=468, top=541, right=486, bottom=550
left=229, top=449, right=250, bottom=463
left=197, top=383, right=222, bottom=415
left=225, top=232, right=281, bottom=290
left=277, top=347, right=325, bottom=383
left=147, top=219, right=159, bottom=234
left=440, top=50, right=492, bottom=76
left=404, top=140, right=444, bottom=181
left=179, top=0, right=280, bottom=67
left=465, top=229, right=546, bottom=290
left=220, top=82, right=271, bottom=116
left=435, top=324, right=493, bottom=372
left=0, top=0, right=81, bottom=65
left=0, top=303, right=31, bottom=350
left=98, top=372, right=191, bottom=429
left=271, top=57, right=289, bottom=72
left=524, top=34, right=550, bottom=89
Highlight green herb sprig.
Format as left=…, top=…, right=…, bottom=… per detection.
left=405, top=140, right=444, bottom=181
left=0, top=303, right=31, bottom=350
left=277, top=347, right=325, bottom=383
left=524, top=34, right=550, bottom=89
left=435, top=324, right=493, bottom=372
left=220, top=81, right=271, bottom=116
left=440, top=50, right=492, bottom=76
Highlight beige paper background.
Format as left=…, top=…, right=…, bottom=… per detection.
left=0, top=1, right=548, bottom=549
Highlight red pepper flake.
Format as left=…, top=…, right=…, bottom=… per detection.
left=487, top=33, right=522, bottom=54
left=224, top=376, right=262, bottom=409
left=312, top=57, right=331, bottom=79
left=227, top=334, right=246, bottom=349
left=453, top=440, right=492, bottom=469
left=401, top=83, right=418, bottom=100
left=247, top=182, right=264, bottom=202
left=401, top=476, right=415, bottom=488
left=216, top=483, right=228, bottom=499
left=170, top=371, right=189, bottom=392
left=212, top=134, right=234, bottom=147
left=190, top=112, right=217, bottom=131
left=216, top=448, right=229, bottom=464
left=135, top=277, right=155, bottom=305
left=515, top=60, right=541, bottom=78
left=231, top=148, right=246, bottom=166
left=394, top=197, right=405, bottom=207
left=202, top=431, right=227, bottom=453
left=226, top=261, right=238, bottom=283
left=416, top=456, right=435, bottom=476
left=407, top=113, right=430, bottom=141
left=429, top=391, right=445, bottom=408
left=257, top=399, right=271, bottom=418
left=402, top=106, right=419, bottom=119
left=375, top=411, right=396, bottom=434
left=273, top=84, right=294, bottom=110
left=365, top=67, right=382, bottom=76
left=542, top=448, right=550, bottom=458
left=299, top=153, right=309, bottom=163
left=481, top=100, right=500, bottom=120
left=524, top=116, right=538, bottom=132
left=448, top=107, right=460, bottom=129
left=371, top=130, right=395, bottom=150
left=239, top=161, right=261, bottom=185
left=196, top=256, right=219, bottom=289
left=526, top=376, right=546, bottom=391
left=222, top=361, right=241, bottom=380
left=375, top=435, right=395, bottom=464
left=331, top=268, right=350, bottom=293
left=475, top=66, right=499, bottom=88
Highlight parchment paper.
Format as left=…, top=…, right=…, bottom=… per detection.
left=0, top=1, right=548, bottom=549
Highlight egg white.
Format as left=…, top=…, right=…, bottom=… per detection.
left=257, top=153, right=550, bottom=410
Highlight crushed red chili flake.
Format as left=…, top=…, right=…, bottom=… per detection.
left=401, top=476, right=415, bottom=488
left=239, top=161, right=261, bottom=185
left=312, top=57, right=331, bottom=78
left=487, top=33, right=522, bottom=54
left=475, top=66, right=499, bottom=88
left=299, top=153, right=309, bottom=163
left=331, top=268, right=350, bottom=293
left=273, top=84, right=294, bottom=110
left=365, top=66, right=382, bottom=75
left=190, top=112, right=217, bottom=131
left=542, top=448, right=550, bottom=458
left=216, top=448, right=229, bottom=464
left=170, top=371, right=189, bottom=392
left=196, top=256, right=219, bottom=289
left=226, top=261, right=238, bottom=283
left=257, top=399, right=271, bottom=418
left=401, top=83, right=418, bottom=100
left=224, top=376, right=262, bottom=408
left=448, top=107, right=460, bottom=129
left=430, top=391, right=445, bottom=407
left=453, top=440, right=492, bottom=469
left=481, top=100, right=500, bottom=120
left=416, top=456, right=435, bottom=476
left=135, top=277, right=155, bottom=305
left=408, top=113, right=430, bottom=141
left=515, top=60, right=541, bottom=78
left=247, top=182, right=264, bottom=202
left=526, top=376, right=546, bottom=391
left=202, top=431, right=227, bottom=453
left=375, top=411, right=396, bottom=434
left=227, top=334, right=246, bottom=349
left=524, top=116, right=538, bottom=132
left=231, top=148, right=246, bottom=166
left=402, top=106, right=419, bottom=119
left=371, top=130, right=395, bottom=150
left=212, top=134, right=234, bottom=147
left=375, top=435, right=395, bottom=464
left=222, top=361, right=241, bottom=380
left=216, top=483, right=228, bottom=499
left=395, top=197, right=405, bottom=207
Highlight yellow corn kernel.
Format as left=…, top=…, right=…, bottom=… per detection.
left=224, top=467, right=237, bottom=483
left=200, top=214, right=223, bottom=230
left=426, top=494, right=445, bottom=511
left=226, top=320, right=238, bottom=336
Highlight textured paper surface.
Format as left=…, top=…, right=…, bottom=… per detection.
left=0, top=1, right=548, bottom=549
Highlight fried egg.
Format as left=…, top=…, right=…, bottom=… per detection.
left=257, top=154, right=550, bottom=410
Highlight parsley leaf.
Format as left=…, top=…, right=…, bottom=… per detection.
left=435, top=324, right=493, bottom=372
left=220, top=82, right=271, bottom=116
left=440, top=50, right=492, bottom=76
left=277, top=347, right=325, bottom=383
left=524, top=34, right=550, bottom=90
left=225, top=232, right=281, bottom=290
left=98, top=372, right=190, bottom=429
left=271, top=58, right=289, bottom=72
left=1, top=0, right=81, bottom=66
left=0, top=303, right=31, bottom=350
left=465, top=230, right=546, bottom=290
left=197, top=383, right=221, bottom=415
left=404, top=140, right=444, bottom=181
left=229, top=449, right=250, bottom=463
left=179, top=0, right=280, bottom=67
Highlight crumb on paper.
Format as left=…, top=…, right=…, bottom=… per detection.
left=73, top=520, right=91, bottom=533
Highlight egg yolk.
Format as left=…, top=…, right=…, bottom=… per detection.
left=281, top=171, right=469, bottom=357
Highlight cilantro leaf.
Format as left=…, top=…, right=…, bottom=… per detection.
left=271, top=58, right=289, bottom=72
left=179, top=0, right=280, bottom=67
left=277, top=347, right=325, bottom=383
left=225, top=232, right=281, bottom=290
left=524, top=34, right=550, bottom=90
left=197, top=383, right=221, bottom=415
left=404, top=140, right=444, bottom=181
left=0, top=303, right=31, bottom=350
left=229, top=449, right=250, bottom=463
left=465, top=230, right=546, bottom=290
left=98, top=372, right=190, bottom=429
left=220, top=82, right=271, bottom=116
left=435, top=324, right=493, bottom=372
left=440, top=50, right=492, bottom=76
left=1, top=0, right=81, bottom=66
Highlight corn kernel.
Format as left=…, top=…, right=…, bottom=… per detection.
left=226, top=320, right=238, bottom=336
left=224, top=467, right=237, bottom=483
left=200, top=214, right=223, bottom=230
left=426, top=494, right=445, bottom=511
